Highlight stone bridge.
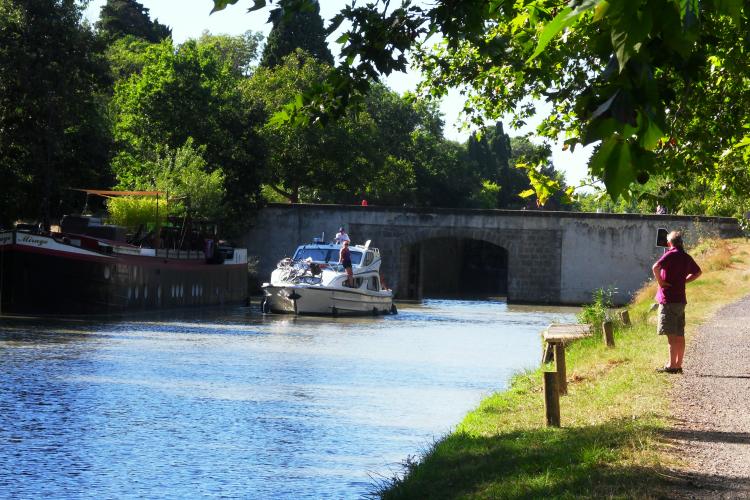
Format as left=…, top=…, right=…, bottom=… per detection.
left=242, top=204, right=740, bottom=305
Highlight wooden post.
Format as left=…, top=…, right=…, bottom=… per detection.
left=602, top=320, right=615, bottom=347
left=554, top=342, right=567, bottom=395
left=543, top=371, right=560, bottom=427
left=619, top=310, right=631, bottom=326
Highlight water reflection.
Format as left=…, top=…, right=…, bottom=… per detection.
left=0, top=299, right=576, bottom=498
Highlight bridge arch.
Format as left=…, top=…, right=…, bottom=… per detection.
left=396, top=228, right=518, bottom=300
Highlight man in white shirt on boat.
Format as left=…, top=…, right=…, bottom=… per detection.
left=334, top=227, right=350, bottom=245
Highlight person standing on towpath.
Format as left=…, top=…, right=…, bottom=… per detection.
left=652, top=231, right=702, bottom=373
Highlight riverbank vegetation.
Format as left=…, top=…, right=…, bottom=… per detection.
left=0, top=0, right=570, bottom=234
left=378, top=237, right=750, bottom=498
left=7, top=1, right=750, bottom=235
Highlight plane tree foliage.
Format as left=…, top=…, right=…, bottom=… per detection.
left=211, top=0, right=749, bottom=214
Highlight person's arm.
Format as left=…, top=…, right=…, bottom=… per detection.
left=685, top=257, right=702, bottom=283
left=685, top=270, right=702, bottom=283
left=652, top=262, right=671, bottom=288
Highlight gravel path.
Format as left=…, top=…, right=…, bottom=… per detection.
left=665, top=294, right=750, bottom=498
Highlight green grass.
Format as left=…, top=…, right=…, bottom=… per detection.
left=378, top=238, right=750, bottom=499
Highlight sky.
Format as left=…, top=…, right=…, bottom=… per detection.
left=83, top=0, right=594, bottom=186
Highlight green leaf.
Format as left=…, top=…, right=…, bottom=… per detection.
left=611, top=9, right=653, bottom=72
left=210, top=0, right=242, bottom=14
left=591, top=138, right=637, bottom=199
left=593, top=0, right=610, bottom=21
left=247, top=0, right=267, bottom=13
left=519, top=189, right=536, bottom=198
left=638, top=112, right=665, bottom=150
left=589, top=137, right=618, bottom=177
left=527, top=7, right=577, bottom=62
left=269, top=109, right=290, bottom=127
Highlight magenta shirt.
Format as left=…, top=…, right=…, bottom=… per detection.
left=655, top=247, right=701, bottom=304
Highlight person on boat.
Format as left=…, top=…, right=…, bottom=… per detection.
left=335, top=227, right=350, bottom=244
left=339, top=240, right=353, bottom=287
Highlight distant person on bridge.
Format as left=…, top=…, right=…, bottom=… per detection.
left=334, top=227, right=350, bottom=244
left=652, top=231, right=702, bottom=374
left=339, top=240, right=353, bottom=287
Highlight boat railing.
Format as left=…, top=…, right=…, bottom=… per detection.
left=154, top=249, right=206, bottom=260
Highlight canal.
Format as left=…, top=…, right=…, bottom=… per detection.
left=0, top=300, right=576, bottom=498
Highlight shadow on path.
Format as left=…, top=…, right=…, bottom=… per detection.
left=661, top=428, right=750, bottom=445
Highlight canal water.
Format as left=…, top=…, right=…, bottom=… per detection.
left=0, top=300, right=576, bottom=499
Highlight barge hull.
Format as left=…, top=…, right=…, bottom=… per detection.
left=0, top=231, right=247, bottom=316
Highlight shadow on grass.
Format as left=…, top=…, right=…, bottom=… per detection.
left=376, top=418, right=669, bottom=499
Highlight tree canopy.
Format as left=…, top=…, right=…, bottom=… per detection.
left=96, top=0, right=171, bottom=43
left=0, top=0, right=110, bottom=227
left=260, top=0, right=332, bottom=68
left=211, top=0, right=750, bottom=217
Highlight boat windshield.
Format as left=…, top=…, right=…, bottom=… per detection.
left=294, top=247, right=362, bottom=265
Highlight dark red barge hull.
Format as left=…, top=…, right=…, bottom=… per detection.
left=0, top=231, right=247, bottom=316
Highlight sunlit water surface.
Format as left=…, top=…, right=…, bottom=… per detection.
left=0, top=299, right=576, bottom=499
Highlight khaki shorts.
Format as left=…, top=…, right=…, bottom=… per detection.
left=657, top=303, right=686, bottom=336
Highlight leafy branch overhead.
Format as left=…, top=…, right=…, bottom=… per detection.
left=210, top=0, right=746, bottom=200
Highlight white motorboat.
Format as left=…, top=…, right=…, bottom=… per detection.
left=261, top=239, right=396, bottom=316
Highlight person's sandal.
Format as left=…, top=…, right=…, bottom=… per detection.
left=656, top=366, right=683, bottom=374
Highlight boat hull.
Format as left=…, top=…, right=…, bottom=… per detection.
left=0, top=231, right=247, bottom=316
left=262, top=284, right=393, bottom=316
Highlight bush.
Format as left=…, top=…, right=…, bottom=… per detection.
left=107, top=196, right=167, bottom=229
left=577, top=286, right=617, bottom=327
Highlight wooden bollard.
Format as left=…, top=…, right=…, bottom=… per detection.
left=619, top=310, right=631, bottom=326
left=602, top=320, right=615, bottom=347
left=554, top=342, right=567, bottom=395
left=543, top=371, right=561, bottom=427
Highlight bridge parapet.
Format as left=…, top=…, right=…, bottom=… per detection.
left=244, top=204, right=740, bottom=305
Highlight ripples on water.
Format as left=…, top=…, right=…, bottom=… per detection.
left=0, top=299, right=576, bottom=499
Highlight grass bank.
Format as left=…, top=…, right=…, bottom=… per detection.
left=379, top=237, right=750, bottom=499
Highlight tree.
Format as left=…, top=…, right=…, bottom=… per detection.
left=96, top=0, right=171, bottom=43
left=110, top=37, right=265, bottom=233
left=105, top=35, right=154, bottom=82
left=197, top=30, right=264, bottom=77
left=0, top=0, right=111, bottom=226
left=260, top=0, right=333, bottom=68
left=211, top=0, right=748, bottom=208
left=111, top=138, right=226, bottom=226
left=243, top=50, right=377, bottom=203
left=510, top=137, right=571, bottom=209
left=467, top=123, right=526, bottom=208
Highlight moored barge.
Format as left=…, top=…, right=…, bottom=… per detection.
left=0, top=191, right=247, bottom=316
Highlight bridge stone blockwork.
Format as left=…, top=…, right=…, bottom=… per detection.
left=243, top=204, right=740, bottom=305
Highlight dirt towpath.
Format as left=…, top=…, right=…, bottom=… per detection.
left=665, top=294, right=750, bottom=498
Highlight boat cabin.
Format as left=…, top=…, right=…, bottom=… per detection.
left=292, top=241, right=380, bottom=269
